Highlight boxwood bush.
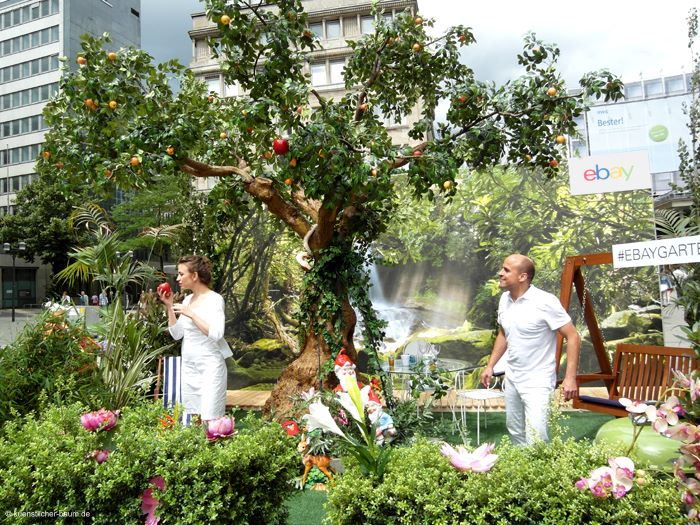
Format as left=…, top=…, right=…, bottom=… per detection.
left=0, top=402, right=298, bottom=524
left=326, top=438, right=684, bottom=524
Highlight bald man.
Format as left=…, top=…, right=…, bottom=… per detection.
left=480, top=254, right=580, bottom=445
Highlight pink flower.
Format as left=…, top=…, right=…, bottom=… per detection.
left=92, top=449, right=110, bottom=464
left=80, top=409, right=117, bottom=432
left=666, top=422, right=699, bottom=443
left=576, top=457, right=635, bottom=499
left=335, top=409, right=349, bottom=426
left=141, top=476, right=166, bottom=524
left=619, top=398, right=656, bottom=424
left=440, top=442, right=498, bottom=473
left=205, top=416, right=235, bottom=441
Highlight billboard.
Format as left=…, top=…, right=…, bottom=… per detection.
left=586, top=93, right=691, bottom=173
left=568, top=151, right=651, bottom=195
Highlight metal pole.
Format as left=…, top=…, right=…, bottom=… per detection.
left=11, top=252, right=16, bottom=323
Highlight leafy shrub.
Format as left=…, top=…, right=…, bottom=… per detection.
left=326, top=438, right=685, bottom=524
left=0, top=402, right=299, bottom=524
left=0, top=310, right=107, bottom=424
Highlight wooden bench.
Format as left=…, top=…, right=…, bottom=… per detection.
left=572, top=343, right=697, bottom=417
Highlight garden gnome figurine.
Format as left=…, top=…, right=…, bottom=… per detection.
left=333, top=348, right=363, bottom=392
left=367, top=389, right=397, bottom=445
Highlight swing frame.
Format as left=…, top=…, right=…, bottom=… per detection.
left=556, top=252, right=697, bottom=416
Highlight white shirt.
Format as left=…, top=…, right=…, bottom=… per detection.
left=498, top=285, right=571, bottom=388
left=168, top=292, right=232, bottom=359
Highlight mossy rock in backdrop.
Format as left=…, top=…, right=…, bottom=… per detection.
left=403, top=323, right=494, bottom=364
left=599, top=306, right=662, bottom=341
left=594, top=416, right=679, bottom=471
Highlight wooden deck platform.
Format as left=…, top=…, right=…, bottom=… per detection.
left=226, top=387, right=610, bottom=412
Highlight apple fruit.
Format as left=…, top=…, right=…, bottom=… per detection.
left=54, top=162, right=64, bottom=169
left=288, top=157, right=298, bottom=168
left=108, top=100, right=117, bottom=109
left=284, top=178, right=293, bottom=186
left=220, top=14, right=231, bottom=25
left=157, top=282, right=172, bottom=297
left=412, top=43, right=422, bottom=52
left=370, top=168, right=378, bottom=177
left=524, top=154, right=532, bottom=163
left=443, top=180, right=453, bottom=190
left=130, top=156, right=140, bottom=167
left=104, top=169, right=113, bottom=179
left=207, top=95, right=215, bottom=103
left=42, top=151, right=51, bottom=159
left=458, top=95, right=467, bottom=104
left=263, top=151, right=273, bottom=159
left=459, top=34, right=467, bottom=43
left=302, top=30, right=312, bottom=39
left=414, top=16, right=423, bottom=25
left=273, top=137, right=289, bottom=155
left=555, top=135, right=566, bottom=144
left=412, top=150, right=422, bottom=157
left=359, top=102, right=369, bottom=111
left=76, top=56, right=87, bottom=65
left=107, top=52, right=117, bottom=61
left=549, top=159, right=559, bottom=168
left=166, top=146, right=175, bottom=156
left=546, top=87, right=558, bottom=97
left=220, top=132, right=228, bottom=140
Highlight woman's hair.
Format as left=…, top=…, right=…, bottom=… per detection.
left=178, top=255, right=213, bottom=285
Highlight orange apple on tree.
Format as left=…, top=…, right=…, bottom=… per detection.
left=220, top=14, right=231, bottom=25
left=42, top=151, right=51, bottom=159
left=412, top=150, right=422, bottom=158
left=549, top=159, right=559, bottom=168
left=412, top=43, right=422, bottom=52
left=414, top=16, right=423, bottom=25
left=130, top=156, right=140, bottom=167
left=546, top=87, right=558, bottom=97
left=284, top=178, right=293, bottom=186
left=76, top=56, right=87, bottom=65
left=220, top=132, right=228, bottom=140
left=108, top=100, right=118, bottom=109
left=166, top=146, right=175, bottom=156
left=443, top=180, right=453, bottom=190
left=555, top=135, right=566, bottom=144
left=107, top=52, right=117, bottom=61
left=289, top=157, right=298, bottom=168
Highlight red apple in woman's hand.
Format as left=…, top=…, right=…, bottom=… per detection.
left=157, top=282, right=172, bottom=297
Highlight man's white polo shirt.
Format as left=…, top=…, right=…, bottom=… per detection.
left=498, top=285, right=571, bottom=389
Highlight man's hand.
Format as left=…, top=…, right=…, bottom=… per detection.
left=480, top=366, right=493, bottom=388
left=561, top=376, right=578, bottom=401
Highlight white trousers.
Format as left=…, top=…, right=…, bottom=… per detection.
left=504, top=379, right=553, bottom=446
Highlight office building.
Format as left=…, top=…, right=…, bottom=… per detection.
left=0, top=0, right=140, bottom=307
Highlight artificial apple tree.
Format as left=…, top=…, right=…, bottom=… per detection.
left=39, top=0, right=622, bottom=417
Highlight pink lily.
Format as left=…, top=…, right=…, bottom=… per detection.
left=440, top=442, right=498, bottom=473
left=205, top=416, right=235, bottom=441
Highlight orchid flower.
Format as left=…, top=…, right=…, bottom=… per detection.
left=302, top=401, right=346, bottom=438
left=576, top=456, right=635, bottom=499
left=80, top=409, right=117, bottom=432
left=440, top=442, right=498, bottom=473
left=619, top=398, right=657, bottom=423
left=300, top=387, right=317, bottom=402
left=141, top=476, right=166, bottom=525
left=653, top=395, right=684, bottom=434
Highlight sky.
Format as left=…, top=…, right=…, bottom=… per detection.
left=141, top=0, right=698, bottom=86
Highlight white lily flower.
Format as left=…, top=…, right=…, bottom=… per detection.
left=302, top=401, right=346, bottom=437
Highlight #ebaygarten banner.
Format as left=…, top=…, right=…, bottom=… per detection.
left=568, top=151, right=651, bottom=195
left=612, top=236, right=700, bottom=268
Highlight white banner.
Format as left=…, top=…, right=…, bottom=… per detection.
left=569, top=151, right=651, bottom=195
left=612, top=236, right=700, bottom=268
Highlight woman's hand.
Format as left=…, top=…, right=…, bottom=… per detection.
left=172, top=303, right=193, bottom=319
left=158, top=289, right=174, bottom=307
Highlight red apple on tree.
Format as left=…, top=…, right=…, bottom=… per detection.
left=273, top=137, right=289, bottom=155
left=157, top=282, right=172, bottom=297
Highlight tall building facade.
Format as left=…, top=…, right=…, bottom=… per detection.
left=0, top=0, right=141, bottom=307
left=188, top=0, right=422, bottom=192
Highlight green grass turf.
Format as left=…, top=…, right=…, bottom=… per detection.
left=284, top=410, right=615, bottom=525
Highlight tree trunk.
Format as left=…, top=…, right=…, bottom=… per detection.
left=263, top=296, right=357, bottom=420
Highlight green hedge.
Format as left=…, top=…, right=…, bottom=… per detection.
left=0, top=402, right=298, bottom=524
left=326, top=438, right=685, bottom=524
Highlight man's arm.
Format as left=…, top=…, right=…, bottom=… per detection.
left=558, top=322, right=581, bottom=401
left=480, top=328, right=507, bottom=388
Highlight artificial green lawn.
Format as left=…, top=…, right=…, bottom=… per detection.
left=284, top=410, right=615, bottom=525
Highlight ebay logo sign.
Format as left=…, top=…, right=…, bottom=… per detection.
left=568, top=151, right=651, bottom=196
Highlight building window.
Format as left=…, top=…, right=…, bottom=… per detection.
left=310, top=59, right=345, bottom=87
left=0, top=54, right=59, bottom=84
left=0, top=144, right=42, bottom=167
left=643, top=79, right=663, bottom=98
left=326, top=19, right=341, bottom=39
left=204, top=75, right=220, bottom=95
left=664, top=75, right=685, bottom=94
left=360, top=15, right=375, bottom=35
left=0, top=115, right=47, bottom=139
left=624, top=82, right=642, bottom=99
left=0, top=0, right=58, bottom=30
left=195, top=39, right=210, bottom=59
left=309, top=22, right=323, bottom=38
left=0, top=82, right=58, bottom=111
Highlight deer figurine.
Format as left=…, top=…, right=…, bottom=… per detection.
left=301, top=453, right=335, bottom=487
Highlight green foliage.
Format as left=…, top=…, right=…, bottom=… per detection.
left=0, top=310, right=107, bottom=425
left=326, top=438, right=684, bottom=524
left=0, top=402, right=299, bottom=524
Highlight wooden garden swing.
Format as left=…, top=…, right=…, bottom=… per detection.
left=556, top=252, right=697, bottom=417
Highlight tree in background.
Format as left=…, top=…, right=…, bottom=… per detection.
left=38, top=0, right=622, bottom=417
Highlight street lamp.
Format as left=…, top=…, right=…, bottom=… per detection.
left=3, top=241, right=27, bottom=322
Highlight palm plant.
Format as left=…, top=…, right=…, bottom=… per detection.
left=55, top=204, right=160, bottom=296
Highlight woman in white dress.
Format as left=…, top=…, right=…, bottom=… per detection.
left=158, top=255, right=232, bottom=421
